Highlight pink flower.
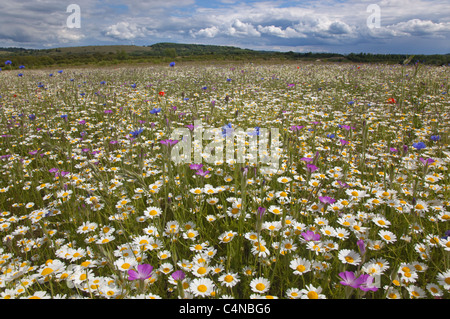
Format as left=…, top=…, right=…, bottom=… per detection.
left=128, top=264, right=153, bottom=281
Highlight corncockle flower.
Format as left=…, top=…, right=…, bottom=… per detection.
left=189, top=163, right=203, bottom=170
left=358, top=274, right=378, bottom=292
left=195, top=169, right=210, bottom=177
left=412, top=142, right=426, bottom=150
left=319, top=196, right=336, bottom=205
left=339, top=271, right=367, bottom=289
left=306, top=164, right=318, bottom=172
left=390, top=147, right=398, bottom=153
left=419, top=157, right=434, bottom=165
left=29, top=150, right=38, bottom=155
left=341, top=125, right=355, bottom=130
left=301, top=230, right=321, bottom=241
left=49, top=168, right=59, bottom=173
left=337, top=180, right=350, bottom=188
left=300, top=157, right=313, bottom=163
left=128, top=264, right=153, bottom=281
left=171, top=270, right=185, bottom=281
left=79, top=120, right=86, bottom=125
left=185, top=124, right=195, bottom=131
left=257, top=207, right=266, bottom=219
left=160, top=139, right=178, bottom=146
left=104, top=109, right=113, bottom=114
left=357, top=239, right=366, bottom=255
left=340, top=139, right=349, bottom=145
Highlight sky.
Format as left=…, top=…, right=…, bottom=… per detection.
left=0, top=0, right=449, bottom=54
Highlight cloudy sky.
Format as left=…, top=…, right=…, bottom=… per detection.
left=0, top=0, right=449, bottom=54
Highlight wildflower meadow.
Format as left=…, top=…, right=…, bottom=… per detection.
left=0, top=60, right=449, bottom=300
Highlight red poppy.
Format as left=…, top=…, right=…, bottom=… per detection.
left=387, top=98, right=396, bottom=104
left=158, top=91, right=165, bottom=96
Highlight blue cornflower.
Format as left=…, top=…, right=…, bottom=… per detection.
left=347, top=101, right=355, bottom=105
left=150, top=107, right=161, bottom=114
left=5, top=60, right=12, bottom=65
left=430, top=135, right=441, bottom=141
left=222, top=123, right=233, bottom=137
left=327, top=133, right=335, bottom=139
left=248, top=126, right=260, bottom=136
left=130, top=128, right=144, bottom=138
left=28, top=114, right=36, bottom=120
left=58, top=70, right=63, bottom=74
left=169, top=62, right=175, bottom=67
left=131, top=83, right=136, bottom=88
left=412, top=142, right=426, bottom=150
left=19, top=65, right=25, bottom=69
left=100, top=81, right=106, bottom=85
left=18, top=73, right=23, bottom=77
left=61, top=114, right=68, bottom=119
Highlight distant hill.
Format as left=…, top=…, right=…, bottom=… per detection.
left=0, top=42, right=449, bottom=68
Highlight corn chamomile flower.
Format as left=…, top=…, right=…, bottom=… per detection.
left=218, top=272, right=240, bottom=288
left=190, top=278, right=215, bottom=297
left=250, top=277, right=270, bottom=294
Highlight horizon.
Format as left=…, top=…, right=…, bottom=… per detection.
left=0, top=0, right=449, bottom=55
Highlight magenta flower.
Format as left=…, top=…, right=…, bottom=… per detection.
left=257, top=206, right=266, bottom=219
left=300, top=157, right=313, bottom=163
left=357, top=239, right=366, bottom=255
left=160, top=139, right=178, bottom=146
left=195, top=168, right=210, bottom=177
left=189, top=163, right=203, bottom=170
left=319, top=196, right=336, bottom=205
left=358, top=274, right=378, bottom=292
left=340, top=139, right=349, bottom=145
left=301, top=230, right=321, bottom=241
left=171, top=270, right=186, bottom=281
left=128, top=264, right=154, bottom=281
left=306, top=164, right=318, bottom=172
left=338, top=271, right=366, bottom=289
left=419, top=157, right=434, bottom=165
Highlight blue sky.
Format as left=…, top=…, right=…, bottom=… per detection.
left=0, top=0, right=449, bottom=54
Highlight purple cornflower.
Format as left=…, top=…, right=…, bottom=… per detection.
left=319, top=196, right=336, bottom=205
left=128, top=264, right=154, bottom=281
left=301, top=230, right=321, bottom=242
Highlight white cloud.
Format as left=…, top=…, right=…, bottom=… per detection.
left=103, top=22, right=147, bottom=40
